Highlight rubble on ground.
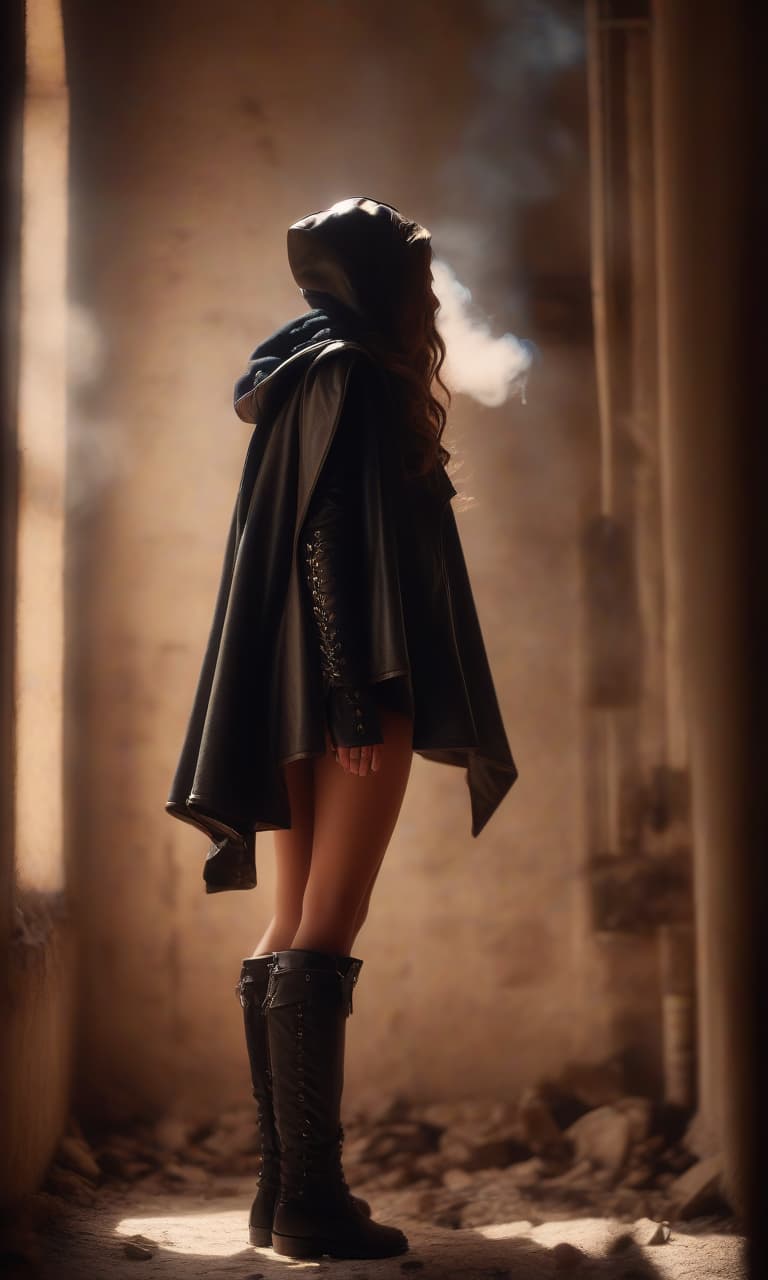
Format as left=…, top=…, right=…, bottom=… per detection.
left=40, top=1067, right=739, bottom=1236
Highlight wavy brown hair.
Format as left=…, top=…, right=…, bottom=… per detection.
left=357, top=234, right=452, bottom=481
left=300, top=205, right=452, bottom=480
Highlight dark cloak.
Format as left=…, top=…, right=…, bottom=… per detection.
left=166, top=200, right=519, bottom=892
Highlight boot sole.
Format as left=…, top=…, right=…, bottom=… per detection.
left=271, top=1230, right=409, bottom=1260
left=248, top=1225, right=274, bottom=1248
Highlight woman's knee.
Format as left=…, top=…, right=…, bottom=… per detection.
left=287, top=874, right=372, bottom=955
left=256, top=911, right=302, bottom=953
left=290, top=901, right=358, bottom=956
left=278, top=907, right=303, bottom=938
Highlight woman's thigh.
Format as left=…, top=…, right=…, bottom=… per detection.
left=291, top=707, right=413, bottom=953
left=272, top=756, right=315, bottom=925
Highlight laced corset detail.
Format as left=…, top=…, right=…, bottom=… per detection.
left=303, top=529, right=345, bottom=685
left=299, top=406, right=384, bottom=748
left=303, top=527, right=379, bottom=740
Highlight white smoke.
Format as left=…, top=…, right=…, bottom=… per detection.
left=432, top=257, right=534, bottom=408
left=432, top=0, right=585, bottom=345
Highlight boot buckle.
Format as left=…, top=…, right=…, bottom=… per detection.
left=262, top=961, right=280, bottom=1011
left=341, top=959, right=363, bottom=1015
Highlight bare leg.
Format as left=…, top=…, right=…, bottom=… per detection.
left=290, top=707, right=413, bottom=956
left=347, top=842, right=392, bottom=947
left=251, top=756, right=315, bottom=956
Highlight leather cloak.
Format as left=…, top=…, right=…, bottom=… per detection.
left=166, top=269, right=518, bottom=895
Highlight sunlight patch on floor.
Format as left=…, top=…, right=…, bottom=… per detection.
left=115, top=1211, right=313, bottom=1263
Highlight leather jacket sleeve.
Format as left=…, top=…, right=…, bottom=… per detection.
left=300, top=377, right=384, bottom=749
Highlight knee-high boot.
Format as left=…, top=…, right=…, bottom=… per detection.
left=236, top=953, right=372, bottom=1248
left=264, top=948, right=409, bottom=1260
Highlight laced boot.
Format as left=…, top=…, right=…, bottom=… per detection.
left=236, top=955, right=282, bottom=1246
left=236, top=953, right=372, bottom=1248
left=265, top=948, right=409, bottom=1260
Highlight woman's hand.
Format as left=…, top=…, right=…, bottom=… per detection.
left=325, top=685, right=384, bottom=774
left=334, top=743, right=382, bottom=776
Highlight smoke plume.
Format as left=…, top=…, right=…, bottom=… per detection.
left=432, top=257, right=535, bottom=407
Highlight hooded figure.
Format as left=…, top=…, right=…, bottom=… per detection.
left=165, top=197, right=519, bottom=892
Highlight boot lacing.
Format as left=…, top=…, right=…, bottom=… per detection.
left=279, top=997, right=355, bottom=1205
left=283, top=1123, right=354, bottom=1203
left=236, top=969, right=279, bottom=1192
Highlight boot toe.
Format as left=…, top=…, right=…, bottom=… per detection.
left=272, top=1196, right=408, bottom=1259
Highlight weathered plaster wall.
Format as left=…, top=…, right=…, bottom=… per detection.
left=62, top=0, right=627, bottom=1124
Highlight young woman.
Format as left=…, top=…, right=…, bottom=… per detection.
left=166, top=197, right=518, bottom=1260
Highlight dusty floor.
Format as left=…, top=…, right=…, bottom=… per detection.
left=10, top=1086, right=744, bottom=1278
left=32, top=1176, right=745, bottom=1280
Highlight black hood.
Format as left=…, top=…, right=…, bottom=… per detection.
left=234, top=198, right=430, bottom=412
left=287, top=196, right=432, bottom=338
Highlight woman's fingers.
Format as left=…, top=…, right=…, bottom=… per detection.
left=335, top=744, right=382, bottom=775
